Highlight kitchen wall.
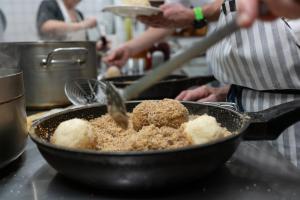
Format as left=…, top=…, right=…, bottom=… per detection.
left=0, top=0, right=114, bottom=42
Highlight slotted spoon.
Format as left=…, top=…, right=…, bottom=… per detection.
left=65, top=79, right=107, bottom=106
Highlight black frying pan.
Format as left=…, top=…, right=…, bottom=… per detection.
left=103, top=75, right=215, bottom=100
left=29, top=100, right=300, bottom=190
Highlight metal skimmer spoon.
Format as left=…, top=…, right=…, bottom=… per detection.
left=106, top=17, right=240, bottom=129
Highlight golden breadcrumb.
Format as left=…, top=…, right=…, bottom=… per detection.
left=90, top=113, right=192, bottom=152
left=132, top=99, right=189, bottom=131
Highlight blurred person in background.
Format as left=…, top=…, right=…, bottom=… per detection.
left=37, top=0, right=97, bottom=41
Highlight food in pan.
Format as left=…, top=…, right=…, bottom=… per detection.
left=122, top=0, right=150, bottom=6
left=132, top=99, right=189, bottom=131
left=91, top=113, right=191, bottom=151
left=184, top=115, right=231, bottom=145
left=50, top=99, right=232, bottom=151
left=51, top=118, right=95, bottom=149
left=105, top=66, right=122, bottom=78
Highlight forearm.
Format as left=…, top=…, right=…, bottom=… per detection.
left=202, top=0, right=223, bottom=22
left=166, top=1, right=222, bottom=28
left=40, top=20, right=84, bottom=35
left=125, top=27, right=174, bottom=56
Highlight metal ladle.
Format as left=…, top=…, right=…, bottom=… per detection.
left=106, top=18, right=240, bottom=129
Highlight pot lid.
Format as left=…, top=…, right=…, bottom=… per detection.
left=0, top=71, right=24, bottom=104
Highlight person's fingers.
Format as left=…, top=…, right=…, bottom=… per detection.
left=163, top=7, right=175, bottom=18
left=182, top=92, right=199, bottom=101
left=112, top=49, right=129, bottom=67
left=160, top=3, right=174, bottom=11
left=182, top=87, right=208, bottom=101
left=119, top=55, right=129, bottom=66
left=175, top=91, right=188, bottom=100
left=103, top=52, right=116, bottom=63
left=102, top=57, right=110, bottom=64
left=198, top=94, right=218, bottom=103
left=237, top=0, right=259, bottom=27
left=113, top=60, right=125, bottom=68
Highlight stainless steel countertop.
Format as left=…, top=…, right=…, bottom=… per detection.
left=1, top=139, right=300, bottom=200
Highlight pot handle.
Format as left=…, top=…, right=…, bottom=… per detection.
left=243, top=100, right=300, bottom=140
left=40, top=47, right=88, bottom=68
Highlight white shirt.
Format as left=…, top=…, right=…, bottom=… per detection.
left=56, top=0, right=86, bottom=41
left=207, top=0, right=300, bottom=168
left=286, top=19, right=300, bottom=45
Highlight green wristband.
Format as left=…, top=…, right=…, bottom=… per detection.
left=193, top=7, right=204, bottom=21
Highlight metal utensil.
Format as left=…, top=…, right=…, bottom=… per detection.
left=107, top=18, right=239, bottom=128
left=0, top=71, right=27, bottom=168
left=5, top=41, right=97, bottom=109
left=65, top=79, right=107, bottom=106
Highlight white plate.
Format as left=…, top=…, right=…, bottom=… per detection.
left=102, top=5, right=161, bottom=18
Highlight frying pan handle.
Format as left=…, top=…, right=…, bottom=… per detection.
left=243, top=100, right=300, bottom=140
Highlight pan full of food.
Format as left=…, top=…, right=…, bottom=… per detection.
left=29, top=99, right=300, bottom=190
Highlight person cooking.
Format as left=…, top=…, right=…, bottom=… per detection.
left=108, top=0, right=300, bottom=168
left=36, top=0, right=97, bottom=41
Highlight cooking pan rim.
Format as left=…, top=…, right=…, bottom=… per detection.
left=29, top=101, right=249, bottom=157
left=0, top=41, right=96, bottom=45
left=103, top=74, right=190, bottom=84
left=0, top=71, right=23, bottom=79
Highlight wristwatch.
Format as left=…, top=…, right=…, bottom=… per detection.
left=193, top=7, right=207, bottom=29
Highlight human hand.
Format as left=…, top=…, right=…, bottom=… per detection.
left=237, top=0, right=300, bottom=27
left=81, top=17, right=97, bottom=29
left=175, top=85, right=229, bottom=102
left=103, top=45, right=132, bottom=67
left=138, top=3, right=194, bottom=28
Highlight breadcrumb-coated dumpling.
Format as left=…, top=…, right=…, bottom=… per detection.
left=51, top=118, right=95, bottom=149
left=131, top=100, right=156, bottom=131
left=184, top=114, right=231, bottom=145
left=132, top=99, right=189, bottom=131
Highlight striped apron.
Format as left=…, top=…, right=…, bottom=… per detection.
left=207, top=0, right=300, bottom=167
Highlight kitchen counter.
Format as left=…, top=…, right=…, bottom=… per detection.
left=1, top=139, right=300, bottom=200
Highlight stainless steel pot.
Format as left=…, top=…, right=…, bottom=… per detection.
left=0, top=71, right=27, bottom=168
left=11, top=41, right=98, bottom=109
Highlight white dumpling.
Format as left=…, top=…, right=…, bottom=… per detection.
left=51, top=118, right=95, bottom=149
left=105, top=66, right=121, bottom=78
left=184, top=115, right=225, bottom=145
